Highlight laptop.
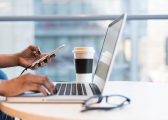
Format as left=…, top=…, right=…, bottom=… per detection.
left=6, top=14, right=127, bottom=103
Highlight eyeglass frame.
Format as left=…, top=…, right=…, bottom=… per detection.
left=81, top=94, right=131, bottom=112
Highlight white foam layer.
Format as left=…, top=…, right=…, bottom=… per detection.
left=73, top=47, right=95, bottom=53
left=73, top=47, right=95, bottom=59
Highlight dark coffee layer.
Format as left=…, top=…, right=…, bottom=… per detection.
left=75, top=59, right=93, bottom=73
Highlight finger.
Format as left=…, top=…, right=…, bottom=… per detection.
left=33, top=51, right=40, bottom=57
left=50, top=54, right=56, bottom=58
left=38, top=57, right=49, bottom=67
left=27, top=84, right=48, bottom=96
left=30, top=63, right=39, bottom=70
left=47, top=54, right=55, bottom=61
left=48, top=79, right=56, bottom=94
left=36, top=62, right=46, bottom=69
left=42, top=77, right=55, bottom=95
left=42, top=57, right=51, bottom=64
left=43, top=58, right=49, bottom=63
left=45, top=54, right=55, bottom=63
left=35, top=85, right=48, bottom=96
left=37, top=86, right=48, bottom=96
left=37, top=62, right=42, bottom=68
left=32, top=76, right=55, bottom=95
left=29, top=45, right=41, bottom=54
left=38, top=54, right=48, bottom=62
left=40, top=62, right=47, bottom=67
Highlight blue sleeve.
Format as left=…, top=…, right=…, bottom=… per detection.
left=0, top=70, right=8, bottom=80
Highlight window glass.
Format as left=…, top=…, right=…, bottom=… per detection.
left=0, top=0, right=168, bottom=82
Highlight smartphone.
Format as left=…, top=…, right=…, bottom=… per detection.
left=30, top=44, right=65, bottom=68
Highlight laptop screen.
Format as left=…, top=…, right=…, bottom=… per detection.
left=93, top=14, right=126, bottom=92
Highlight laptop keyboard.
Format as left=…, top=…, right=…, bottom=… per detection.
left=55, top=83, right=101, bottom=96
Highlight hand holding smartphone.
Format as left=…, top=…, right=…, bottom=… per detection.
left=30, top=44, right=65, bottom=69
left=20, top=44, right=65, bottom=76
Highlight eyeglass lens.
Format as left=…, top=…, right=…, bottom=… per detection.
left=106, top=96, right=127, bottom=105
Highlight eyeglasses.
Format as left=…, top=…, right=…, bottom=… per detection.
left=81, top=94, right=131, bottom=112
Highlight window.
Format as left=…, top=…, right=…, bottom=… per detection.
left=0, top=0, right=168, bottom=82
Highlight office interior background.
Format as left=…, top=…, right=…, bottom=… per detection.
left=0, top=0, right=168, bottom=82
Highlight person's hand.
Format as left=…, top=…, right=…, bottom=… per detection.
left=17, top=45, right=42, bottom=69
left=0, top=73, right=56, bottom=97
left=17, top=45, right=55, bottom=70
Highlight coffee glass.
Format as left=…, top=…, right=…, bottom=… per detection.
left=73, top=47, right=95, bottom=83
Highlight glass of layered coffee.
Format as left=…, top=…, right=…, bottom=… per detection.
left=73, top=47, right=95, bottom=83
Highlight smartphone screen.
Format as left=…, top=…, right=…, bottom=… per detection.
left=30, top=44, right=65, bottom=68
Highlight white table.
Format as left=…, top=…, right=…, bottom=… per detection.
left=1, top=81, right=168, bottom=120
